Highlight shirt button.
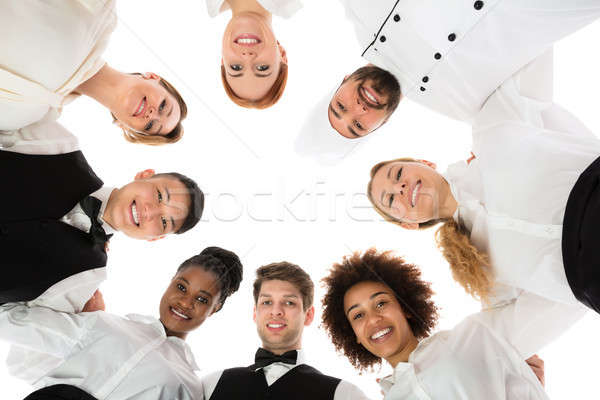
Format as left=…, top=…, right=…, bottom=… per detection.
left=393, top=14, right=401, bottom=22
left=474, top=1, right=484, bottom=10
left=448, top=33, right=456, bottom=42
left=380, top=36, right=387, bottom=42
left=422, top=76, right=429, bottom=83
left=434, top=52, right=442, bottom=60
left=420, top=87, right=426, bottom=92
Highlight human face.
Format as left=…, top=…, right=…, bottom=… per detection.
left=329, top=66, right=400, bottom=139
left=344, top=281, right=417, bottom=367
left=112, top=73, right=181, bottom=136
left=222, top=13, right=286, bottom=101
left=253, top=279, right=314, bottom=354
left=159, top=267, right=222, bottom=340
left=370, top=160, right=445, bottom=225
left=103, top=169, right=191, bottom=240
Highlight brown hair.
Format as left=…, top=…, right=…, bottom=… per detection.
left=220, top=62, right=288, bottom=109
left=112, top=74, right=188, bottom=145
left=253, top=261, right=314, bottom=311
left=367, top=158, right=493, bottom=303
left=321, top=248, right=439, bottom=371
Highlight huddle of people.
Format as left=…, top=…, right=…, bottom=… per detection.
left=2, top=0, right=600, bottom=399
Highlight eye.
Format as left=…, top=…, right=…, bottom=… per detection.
left=376, top=301, right=387, bottom=309
left=159, top=99, right=166, bottom=112
left=197, top=296, right=208, bottom=304
left=230, top=64, right=243, bottom=71
left=337, top=101, right=346, bottom=111
left=352, top=312, right=363, bottom=321
left=285, top=301, right=295, bottom=306
left=161, top=216, right=167, bottom=231
left=144, top=121, right=154, bottom=131
left=157, top=189, right=163, bottom=203
left=388, top=194, right=395, bottom=208
left=396, top=167, right=403, bottom=182
left=355, top=121, right=364, bottom=130
left=262, top=300, right=272, bottom=306
left=257, top=65, right=269, bottom=72
left=177, top=283, right=186, bottom=292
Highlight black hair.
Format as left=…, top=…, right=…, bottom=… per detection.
left=153, top=172, right=204, bottom=234
left=177, top=246, right=243, bottom=311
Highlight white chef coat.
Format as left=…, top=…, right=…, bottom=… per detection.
left=380, top=291, right=581, bottom=400
left=0, top=0, right=116, bottom=130
left=0, top=305, right=203, bottom=400
left=201, top=349, right=370, bottom=400
left=205, top=0, right=302, bottom=19
left=340, top=0, right=600, bottom=122
left=443, top=50, right=600, bottom=308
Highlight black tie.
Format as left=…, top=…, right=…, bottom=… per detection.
left=79, top=196, right=113, bottom=245
left=250, top=348, right=298, bottom=370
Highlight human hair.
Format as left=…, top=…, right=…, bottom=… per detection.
left=253, top=261, right=314, bottom=311
left=367, top=158, right=493, bottom=303
left=321, top=248, right=439, bottom=371
left=111, top=74, right=187, bottom=145
left=152, top=172, right=204, bottom=234
left=220, top=62, right=288, bottom=109
left=177, top=246, right=243, bottom=311
left=345, top=65, right=401, bottom=115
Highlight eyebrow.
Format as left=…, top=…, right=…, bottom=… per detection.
left=168, top=106, right=173, bottom=118
left=347, top=126, right=360, bottom=138
left=346, top=291, right=390, bottom=315
left=329, top=103, right=341, bottom=119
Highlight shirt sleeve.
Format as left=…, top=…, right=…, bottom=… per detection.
left=474, top=291, right=587, bottom=358
left=200, top=369, right=224, bottom=399
left=0, top=117, right=79, bottom=155
left=334, top=380, right=372, bottom=400
left=0, top=303, right=95, bottom=359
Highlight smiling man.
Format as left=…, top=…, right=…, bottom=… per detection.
left=202, top=262, right=369, bottom=400
left=0, top=119, right=204, bottom=312
left=327, top=0, right=600, bottom=140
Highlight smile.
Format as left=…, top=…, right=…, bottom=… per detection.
left=170, top=306, right=190, bottom=320
left=411, top=180, right=422, bottom=208
left=234, top=34, right=261, bottom=46
left=131, top=201, right=140, bottom=226
left=267, top=322, right=286, bottom=330
left=370, top=327, right=392, bottom=341
left=133, top=97, right=146, bottom=117
left=360, top=86, right=379, bottom=106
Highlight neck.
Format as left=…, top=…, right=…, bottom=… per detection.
left=438, top=178, right=458, bottom=219
left=262, top=344, right=300, bottom=356
left=162, top=321, right=187, bottom=340
left=101, top=188, right=119, bottom=232
left=228, top=0, right=272, bottom=20
left=75, top=64, right=124, bottom=112
left=386, top=335, right=419, bottom=368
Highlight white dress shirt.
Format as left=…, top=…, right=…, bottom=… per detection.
left=0, top=304, right=203, bottom=399
left=380, top=291, right=582, bottom=400
left=201, top=349, right=369, bottom=400
left=0, top=0, right=116, bottom=130
left=443, top=50, right=599, bottom=310
left=205, top=0, right=302, bottom=19
left=339, top=0, right=600, bottom=122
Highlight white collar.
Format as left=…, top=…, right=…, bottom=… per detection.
left=93, top=186, right=116, bottom=235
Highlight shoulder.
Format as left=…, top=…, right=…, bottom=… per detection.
left=335, top=379, right=370, bottom=399
left=258, top=0, right=303, bottom=18
left=205, top=0, right=227, bottom=17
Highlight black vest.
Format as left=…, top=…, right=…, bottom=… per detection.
left=0, top=150, right=106, bottom=304
left=209, top=364, right=341, bottom=400
left=562, top=155, right=600, bottom=314
left=23, top=384, right=98, bottom=400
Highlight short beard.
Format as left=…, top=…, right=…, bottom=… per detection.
left=346, top=65, right=401, bottom=114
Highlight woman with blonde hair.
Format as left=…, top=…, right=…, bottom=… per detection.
left=367, top=51, right=598, bottom=319
left=0, top=1, right=187, bottom=146
left=206, top=0, right=301, bottom=109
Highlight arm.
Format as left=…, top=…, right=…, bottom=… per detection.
left=0, top=303, right=94, bottom=359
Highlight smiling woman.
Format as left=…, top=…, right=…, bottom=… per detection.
left=206, top=0, right=302, bottom=109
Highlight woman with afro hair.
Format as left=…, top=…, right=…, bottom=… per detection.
left=321, top=248, right=580, bottom=399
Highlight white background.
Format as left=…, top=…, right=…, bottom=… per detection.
left=3, top=1, right=600, bottom=399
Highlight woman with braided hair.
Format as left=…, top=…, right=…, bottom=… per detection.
left=0, top=246, right=243, bottom=400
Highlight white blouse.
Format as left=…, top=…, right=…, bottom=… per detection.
left=339, top=0, right=600, bottom=122
left=380, top=292, right=583, bottom=400
left=0, top=0, right=116, bottom=130
left=0, top=304, right=203, bottom=400
left=443, top=51, right=600, bottom=307
left=205, top=0, right=302, bottom=19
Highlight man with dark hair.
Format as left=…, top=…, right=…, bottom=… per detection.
left=201, top=261, right=369, bottom=400
left=0, top=119, right=204, bottom=312
left=327, top=0, right=600, bottom=139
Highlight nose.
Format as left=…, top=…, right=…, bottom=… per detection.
left=352, top=97, right=368, bottom=114
left=393, top=181, right=408, bottom=196
left=270, top=303, right=284, bottom=317
left=240, top=50, right=256, bottom=59
left=178, top=295, right=194, bottom=310
left=145, top=104, right=155, bottom=119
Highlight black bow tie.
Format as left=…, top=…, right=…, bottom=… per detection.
left=79, top=196, right=113, bottom=245
left=250, top=348, right=298, bottom=370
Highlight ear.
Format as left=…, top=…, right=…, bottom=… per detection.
left=417, top=159, right=437, bottom=170
left=211, top=302, right=223, bottom=315
left=400, top=222, right=419, bottom=230
left=304, top=306, right=315, bottom=326
left=142, top=72, right=160, bottom=80
left=134, top=169, right=156, bottom=181
left=146, top=235, right=166, bottom=242
left=252, top=305, right=257, bottom=323
left=277, top=41, right=288, bottom=64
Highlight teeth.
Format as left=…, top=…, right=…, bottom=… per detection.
left=371, top=327, right=391, bottom=340
left=268, top=323, right=284, bottom=328
left=132, top=203, right=139, bottom=225
left=135, top=98, right=145, bottom=116
left=363, top=88, right=378, bottom=104
left=171, top=307, right=190, bottom=320
left=412, top=182, right=421, bottom=207
left=237, top=38, right=258, bottom=44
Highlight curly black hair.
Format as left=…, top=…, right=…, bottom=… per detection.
left=177, top=246, right=243, bottom=312
left=321, top=248, right=439, bottom=371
